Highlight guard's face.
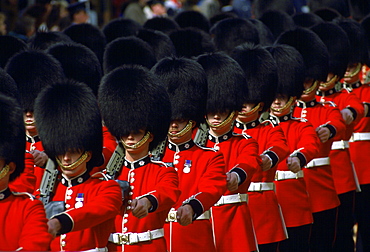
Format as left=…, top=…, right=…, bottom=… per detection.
left=270, top=95, right=292, bottom=117
left=24, top=111, right=37, bottom=136
left=238, top=103, right=261, bottom=123
left=57, top=150, right=91, bottom=179
left=343, top=63, right=361, bottom=84
left=206, top=110, right=236, bottom=136
left=168, top=119, right=193, bottom=144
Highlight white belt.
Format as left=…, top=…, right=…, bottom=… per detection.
left=166, top=209, right=210, bottom=222
left=305, top=157, right=330, bottom=168
left=351, top=132, right=370, bottom=142
left=248, top=182, right=275, bottom=192
left=83, top=248, right=107, bottom=252
left=214, top=193, right=248, bottom=206
left=275, top=170, right=304, bottom=181
left=109, top=228, right=164, bottom=245
left=331, top=140, right=349, bottom=150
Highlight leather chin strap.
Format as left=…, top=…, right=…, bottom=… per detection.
left=206, top=111, right=235, bottom=129
left=168, top=120, right=193, bottom=138
left=239, top=103, right=261, bottom=116
left=0, top=164, right=10, bottom=180
left=120, top=131, right=151, bottom=150
left=270, top=97, right=295, bottom=113
left=56, top=151, right=89, bottom=171
left=344, top=63, right=362, bottom=78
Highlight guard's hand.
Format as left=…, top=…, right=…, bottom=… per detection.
left=316, top=126, right=330, bottom=143
left=47, top=218, right=61, bottom=238
left=287, top=156, right=301, bottom=173
left=29, top=150, right=48, bottom=167
left=131, top=197, right=152, bottom=219
left=176, top=204, right=194, bottom=226
left=226, top=172, right=239, bottom=192
left=341, top=108, right=354, bottom=125
left=260, top=154, right=272, bottom=171
left=364, top=103, right=369, bottom=117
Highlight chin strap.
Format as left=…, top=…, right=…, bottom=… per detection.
left=206, top=111, right=235, bottom=129
left=0, top=164, right=10, bottom=180
left=56, top=151, right=89, bottom=171
left=120, top=131, right=151, bottom=150
left=168, top=120, right=193, bottom=138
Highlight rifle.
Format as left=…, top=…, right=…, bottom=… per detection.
left=193, top=122, right=208, bottom=147
left=39, top=158, right=59, bottom=205
left=105, top=143, right=125, bottom=180
left=150, top=140, right=166, bottom=161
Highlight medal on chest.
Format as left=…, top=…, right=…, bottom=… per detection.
left=183, top=160, right=191, bottom=174
left=75, top=193, right=84, bottom=209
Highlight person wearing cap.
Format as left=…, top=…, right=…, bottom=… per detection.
left=288, top=24, right=345, bottom=251
left=99, top=65, right=180, bottom=252
left=67, top=1, right=89, bottom=25
left=34, top=80, right=122, bottom=251
left=232, top=43, right=289, bottom=252
left=5, top=49, right=65, bottom=194
left=0, top=93, right=52, bottom=251
left=268, top=43, right=320, bottom=252
left=338, top=18, right=370, bottom=252
left=196, top=52, right=261, bottom=252
left=312, top=19, right=364, bottom=252
left=152, top=57, right=227, bottom=252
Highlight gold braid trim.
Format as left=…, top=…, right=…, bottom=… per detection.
left=303, top=80, right=320, bottom=94
left=319, top=75, right=339, bottom=89
left=206, top=111, right=235, bottom=128
left=56, top=151, right=89, bottom=171
left=168, top=120, right=193, bottom=138
left=121, top=131, right=151, bottom=150
left=0, top=165, right=10, bottom=180
left=270, top=97, right=295, bottom=113
left=238, top=103, right=261, bottom=116
left=344, top=63, right=362, bottom=78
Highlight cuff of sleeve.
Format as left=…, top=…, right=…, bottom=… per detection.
left=364, top=102, right=370, bottom=117
left=188, top=199, right=204, bottom=220
left=230, top=167, right=247, bottom=185
left=324, top=124, right=336, bottom=139
left=264, top=151, right=278, bottom=168
left=144, top=195, right=158, bottom=213
left=53, top=213, right=73, bottom=234
left=296, top=152, right=307, bottom=167
left=347, top=107, right=357, bottom=120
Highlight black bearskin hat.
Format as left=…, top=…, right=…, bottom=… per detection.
left=5, top=49, right=64, bottom=111
left=210, top=18, right=259, bottom=55
left=34, top=80, right=103, bottom=170
left=0, top=36, right=27, bottom=68
left=293, top=12, right=324, bottom=28
left=196, top=52, right=247, bottom=114
left=361, top=14, right=370, bottom=67
left=28, top=31, right=73, bottom=50
left=143, top=17, right=180, bottom=36
left=102, top=18, right=142, bottom=44
left=231, top=43, right=278, bottom=111
left=267, top=44, right=306, bottom=98
left=334, top=18, right=367, bottom=65
left=313, top=7, right=342, bottom=21
left=0, top=68, right=20, bottom=101
left=249, top=18, right=275, bottom=46
left=259, top=10, right=296, bottom=40
left=170, top=27, right=215, bottom=58
left=137, top=29, right=176, bottom=61
left=151, top=57, right=207, bottom=124
left=99, top=65, right=171, bottom=151
left=253, top=0, right=295, bottom=19
left=103, top=36, right=156, bottom=74
left=309, top=1, right=349, bottom=18
left=276, top=27, right=329, bottom=82
left=64, top=23, right=106, bottom=65
left=174, top=10, right=210, bottom=33
left=311, top=22, right=350, bottom=78
left=0, top=94, right=25, bottom=181
left=47, top=42, right=102, bottom=96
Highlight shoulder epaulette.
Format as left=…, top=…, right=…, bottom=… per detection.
left=195, top=143, right=217, bottom=152
left=13, top=192, right=35, bottom=201
left=319, top=101, right=337, bottom=107
left=259, top=113, right=279, bottom=127
left=152, top=160, right=169, bottom=168
left=232, top=132, right=252, bottom=140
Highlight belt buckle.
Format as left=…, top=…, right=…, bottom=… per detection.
left=237, top=193, right=242, bottom=202
left=118, top=233, right=130, bottom=245
left=146, top=230, right=153, bottom=241
left=167, top=211, right=177, bottom=222
left=340, top=140, right=346, bottom=149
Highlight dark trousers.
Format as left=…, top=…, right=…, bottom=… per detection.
left=258, top=242, right=278, bottom=252
left=333, top=191, right=356, bottom=252
left=278, top=224, right=311, bottom=252
left=355, top=184, right=370, bottom=252
left=309, top=207, right=338, bottom=252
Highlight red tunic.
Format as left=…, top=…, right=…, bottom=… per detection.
left=316, top=88, right=364, bottom=194
left=25, top=135, right=45, bottom=194
left=293, top=100, right=343, bottom=212
left=50, top=171, right=122, bottom=251
left=162, top=139, right=227, bottom=252
left=9, top=152, right=36, bottom=193
left=274, top=114, right=320, bottom=227
left=0, top=188, right=52, bottom=250
left=348, top=83, right=370, bottom=185
left=234, top=119, right=289, bottom=244
left=205, top=130, right=261, bottom=252
left=108, top=156, right=180, bottom=252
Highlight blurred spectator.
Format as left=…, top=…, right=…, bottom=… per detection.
left=122, top=0, right=149, bottom=25
left=0, top=12, right=7, bottom=35
left=8, top=15, right=36, bottom=42
left=67, top=1, right=90, bottom=25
